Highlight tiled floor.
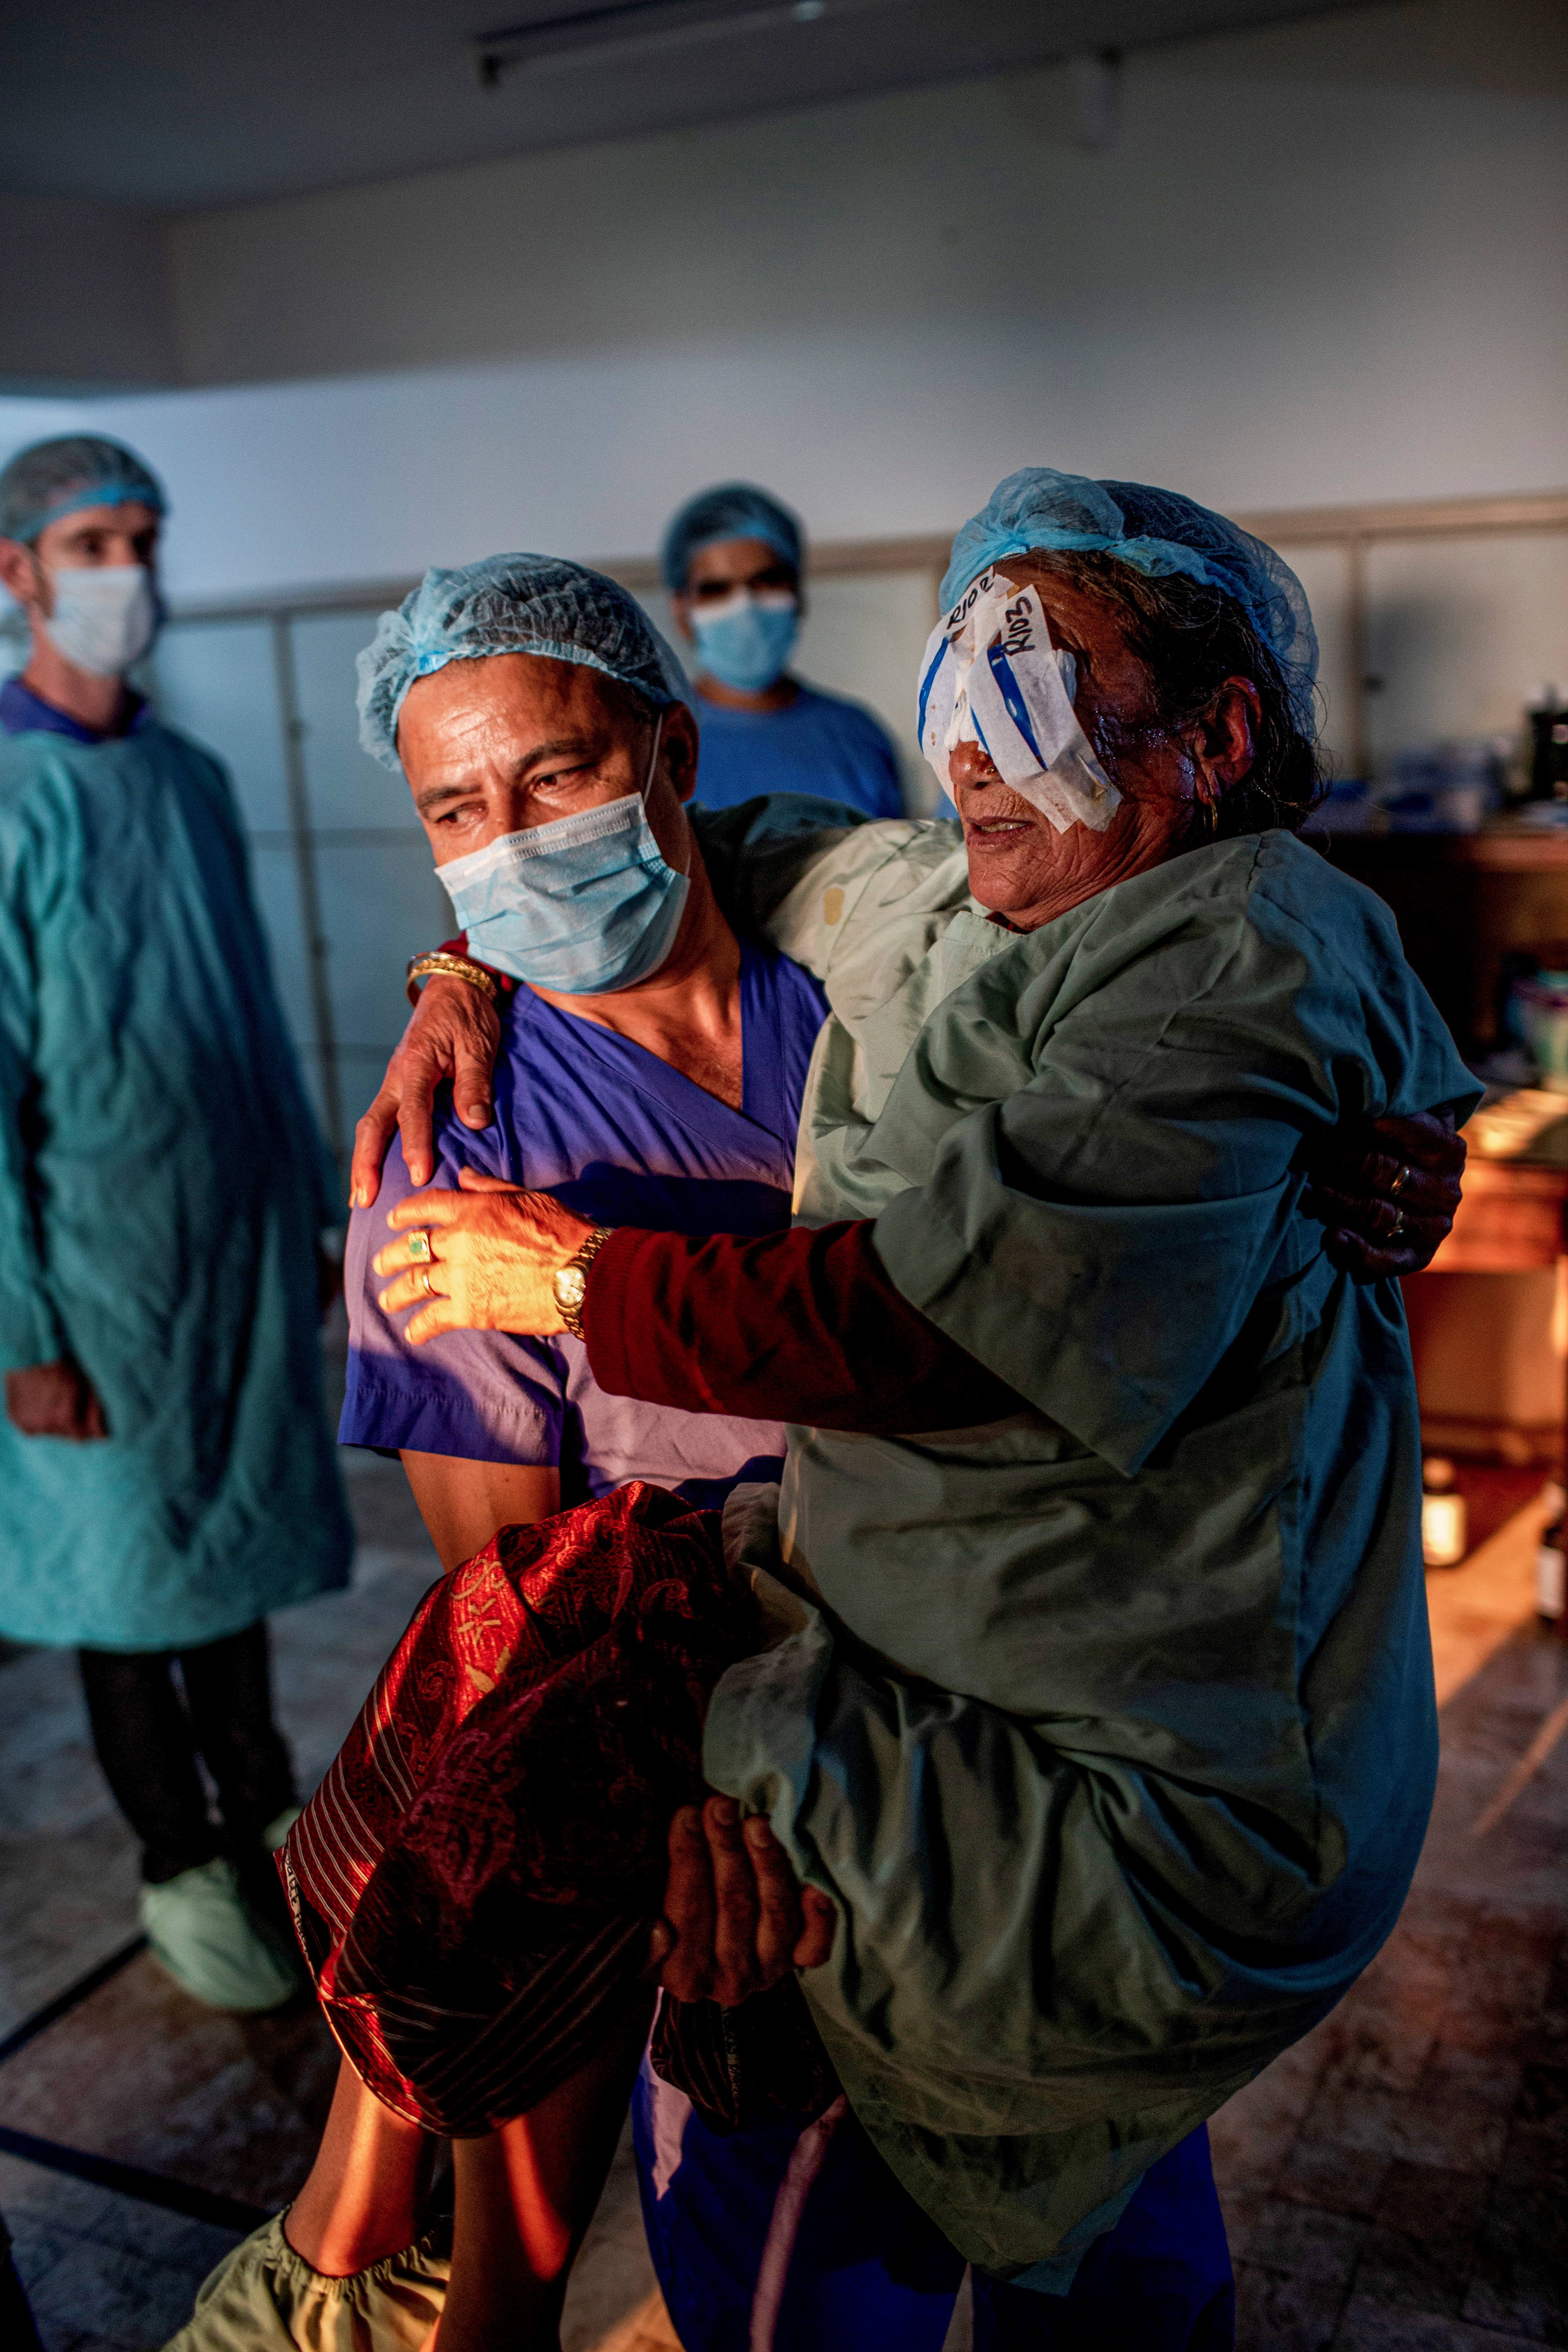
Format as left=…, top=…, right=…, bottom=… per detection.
left=1208, top=1493, right=1568, bottom=2350
left=1, top=1444, right=1562, bottom=2349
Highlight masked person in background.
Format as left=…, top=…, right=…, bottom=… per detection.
left=0, top=436, right=353, bottom=2012
left=665, top=481, right=906, bottom=820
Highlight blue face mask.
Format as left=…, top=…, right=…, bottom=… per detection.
left=689, top=590, right=799, bottom=693
left=437, top=730, right=689, bottom=996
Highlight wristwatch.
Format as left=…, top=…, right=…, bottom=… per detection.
left=552, top=1225, right=615, bottom=1341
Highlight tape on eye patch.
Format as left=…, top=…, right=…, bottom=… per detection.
left=918, top=573, right=1121, bottom=834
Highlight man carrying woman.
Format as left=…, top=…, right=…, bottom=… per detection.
left=172, top=472, right=1465, bottom=2351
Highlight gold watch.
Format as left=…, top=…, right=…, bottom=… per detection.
left=552, top=1226, right=614, bottom=1341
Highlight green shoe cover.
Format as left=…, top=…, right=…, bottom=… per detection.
left=140, top=1858, right=303, bottom=2014
left=162, top=2211, right=451, bottom=2351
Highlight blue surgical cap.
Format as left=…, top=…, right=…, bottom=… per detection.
left=356, top=552, right=695, bottom=771
left=660, top=482, right=803, bottom=595
left=0, top=434, right=167, bottom=547
left=942, top=467, right=1318, bottom=730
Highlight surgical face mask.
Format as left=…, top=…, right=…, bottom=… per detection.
left=436, top=717, right=689, bottom=995
left=688, top=587, right=799, bottom=693
left=40, top=564, right=160, bottom=678
left=917, top=571, right=1120, bottom=834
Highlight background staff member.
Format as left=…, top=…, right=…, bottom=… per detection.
left=665, top=481, right=906, bottom=820
left=0, top=435, right=352, bottom=2014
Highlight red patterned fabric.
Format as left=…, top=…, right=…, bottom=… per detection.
left=280, top=1482, right=749, bottom=2136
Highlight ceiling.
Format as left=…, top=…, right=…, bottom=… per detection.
left=0, top=0, right=1355, bottom=214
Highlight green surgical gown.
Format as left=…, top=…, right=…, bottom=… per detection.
left=0, top=720, right=352, bottom=1650
left=705, top=816, right=1479, bottom=2284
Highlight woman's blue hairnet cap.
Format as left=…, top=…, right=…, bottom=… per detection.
left=660, top=482, right=803, bottom=594
left=942, top=467, right=1318, bottom=729
left=357, top=553, right=695, bottom=771
left=0, top=434, right=167, bottom=547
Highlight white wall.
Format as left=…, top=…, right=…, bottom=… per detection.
left=0, top=396, right=95, bottom=460
left=2, top=0, right=1563, bottom=781
left=1, top=0, right=1562, bottom=1131
left=0, top=0, right=1560, bottom=610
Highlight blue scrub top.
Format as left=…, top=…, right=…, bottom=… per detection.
left=692, top=682, right=905, bottom=820
left=342, top=935, right=828, bottom=1511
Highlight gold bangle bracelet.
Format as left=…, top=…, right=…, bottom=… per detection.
left=405, top=951, right=499, bottom=1008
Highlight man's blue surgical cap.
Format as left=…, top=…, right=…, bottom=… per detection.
left=0, top=434, right=167, bottom=547
left=942, top=467, right=1317, bottom=730
left=357, top=552, right=695, bottom=771
left=660, top=482, right=803, bottom=595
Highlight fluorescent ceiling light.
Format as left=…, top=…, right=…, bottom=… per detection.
left=473, top=0, right=867, bottom=85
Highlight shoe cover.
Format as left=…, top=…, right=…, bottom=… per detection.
left=162, top=2211, right=450, bottom=2352
left=140, top=1858, right=303, bottom=2014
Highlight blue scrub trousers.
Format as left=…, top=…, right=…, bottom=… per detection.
left=632, top=2059, right=1234, bottom=2352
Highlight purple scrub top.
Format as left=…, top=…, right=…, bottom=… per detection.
left=341, top=934, right=827, bottom=1509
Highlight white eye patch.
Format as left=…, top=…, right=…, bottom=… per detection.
left=917, top=572, right=1121, bottom=834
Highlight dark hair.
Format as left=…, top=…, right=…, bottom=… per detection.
left=1035, top=550, right=1327, bottom=837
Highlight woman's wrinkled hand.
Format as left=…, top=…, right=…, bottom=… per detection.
left=350, top=977, right=502, bottom=1209
left=372, top=1171, right=593, bottom=1344
left=643, top=1795, right=837, bottom=2006
left=1301, top=1107, right=1466, bottom=1281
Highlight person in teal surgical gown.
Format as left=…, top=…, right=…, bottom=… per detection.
left=0, top=435, right=352, bottom=2013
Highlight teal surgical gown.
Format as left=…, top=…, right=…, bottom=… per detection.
left=0, top=717, right=353, bottom=1650
left=706, top=817, right=1480, bottom=2284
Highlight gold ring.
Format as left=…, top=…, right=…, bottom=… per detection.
left=406, top=1231, right=433, bottom=1264
left=1388, top=1163, right=1412, bottom=1198
left=421, top=1269, right=435, bottom=1296
left=1389, top=1206, right=1405, bottom=1238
